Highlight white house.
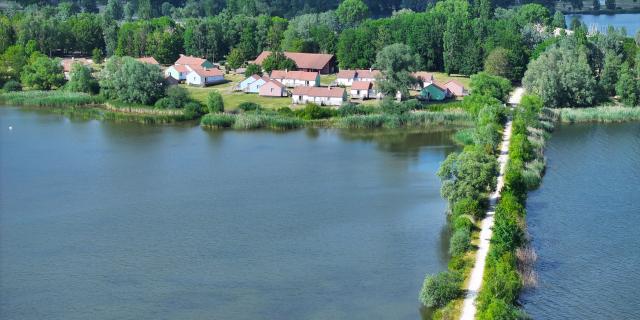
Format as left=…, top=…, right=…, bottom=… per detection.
left=336, top=69, right=381, bottom=86
left=259, top=79, right=288, bottom=97
left=185, top=67, right=225, bottom=86
left=238, top=74, right=261, bottom=91
left=164, top=65, right=191, bottom=82
left=270, top=70, right=320, bottom=87
left=350, top=81, right=380, bottom=100
left=292, top=86, right=346, bottom=106
left=246, top=76, right=268, bottom=93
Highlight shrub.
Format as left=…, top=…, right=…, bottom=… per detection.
left=206, top=90, right=224, bottom=113
left=183, top=102, right=205, bottom=119
left=453, top=128, right=474, bottom=146
left=200, top=113, right=236, bottom=128
left=66, top=63, right=99, bottom=94
left=453, top=215, right=474, bottom=233
left=419, top=271, right=463, bottom=308
left=238, top=102, right=261, bottom=112
left=244, top=63, right=262, bottom=77
left=449, top=229, right=472, bottom=256
left=469, top=72, right=512, bottom=102
left=478, top=299, right=526, bottom=320
left=337, top=102, right=376, bottom=116
left=452, top=197, right=483, bottom=218
left=3, top=80, right=22, bottom=92
left=99, top=56, right=165, bottom=105
left=381, top=97, right=410, bottom=115
left=294, top=103, right=335, bottom=120
left=277, top=107, right=294, bottom=116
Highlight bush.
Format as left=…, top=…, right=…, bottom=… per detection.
left=238, top=102, right=261, bottom=112
left=244, top=63, right=262, bottom=77
left=381, top=97, right=410, bottom=115
left=183, top=102, right=205, bottom=119
left=66, top=63, right=99, bottom=94
left=478, top=299, right=526, bottom=320
left=294, top=103, right=335, bottom=120
left=470, top=72, right=512, bottom=102
left=453, top=128, right=474, bottom=146
left=452, top=197, right=483, bottom=218
left=453, top=215, right=474, bottom=233
left=337, top=102, right=376, bottom=117
left=100, top=56, right=165, bottom=105
left=206, top=90, right=224, bottom=113
left=3, top=80, right=22, bottom=92
left=449, top=229, right=471, bottom=256
left=277, top=107, right=294, bottom=116
left=419, top=271, right=463, bottom=308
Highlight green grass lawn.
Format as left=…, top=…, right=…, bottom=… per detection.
left=182, top=74, right=293, bottom=110
left=320, top=74, right=337, bottom=86
left=432, top=72, right=471, bottom=89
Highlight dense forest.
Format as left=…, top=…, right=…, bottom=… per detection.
left=5, top=0, right=556, bottom=18
left=0, top=0, right=569, bottom=83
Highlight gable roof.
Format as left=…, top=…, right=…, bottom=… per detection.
left=351, top=81, right=373, bottom=90
left=424, top=82, right=446, bottom=92
left=254, top=51, right=334, bottom=70
left=60, top=58, right=92, bottom=72
left=265, top=79, right=286, bottom=89
left=171, top=64, right=190, bottom=73
left=189, top=67, right=223, bottom=77
left=444, top=80, right=465, bottom=89
left=337, top=69, right=357, bottom=79
left=175, top=54, right=208, bottom=66
left=270, top=70, right=319, bottom=81
left=138, top=56, right=159, bottom=65
left=413, top=72, right=434, bottom=82
left=292, top=86, right=345, bottom=98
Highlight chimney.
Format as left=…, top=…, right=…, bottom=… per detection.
left=369, top=67, right=372, bottom=72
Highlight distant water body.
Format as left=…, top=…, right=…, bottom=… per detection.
left=566, top=13, right=640, bottom=35
left=522, top=123, right=640, bottom=319
left=0, top=106, right=459, bottom=320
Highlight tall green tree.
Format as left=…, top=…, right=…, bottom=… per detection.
left=0, top=44, right=28, bottom=83
left=104, top=0, right=123, bottom=21
left=336, top=0, right=369, bottom=28
left=374, top=43, right=420, bottom=99
left=138, top=0, right=152, bottom=19
left=99, top=57, right=165, bottom=105
left=615, top=62, right=639, bottom=106
left=551, top=11, right=566, bottom=29
left=0, top=15, right=15, bottom=54
left=599, top=50, right=622, bottom=96
left=484, top=47, right=512, bottom=80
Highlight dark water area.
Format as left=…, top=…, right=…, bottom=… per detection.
left=566, top=13, right=640, bottom=35
left=522, top=122, right=640, bottom=319
left=0, top=106, right=459, bottom=320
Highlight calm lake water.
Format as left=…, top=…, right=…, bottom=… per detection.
left=566, top=13, right=640, bottom=35
left=0, top=106, right=459, bottom=320
left=522, top=122, right=640, bottom=319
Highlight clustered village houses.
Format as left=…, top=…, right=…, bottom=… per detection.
left=60, top=51, right=469, bottom=107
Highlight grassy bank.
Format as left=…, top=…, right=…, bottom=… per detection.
left=549, top=106, right=640, bottom=123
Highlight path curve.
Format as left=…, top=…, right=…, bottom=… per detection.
left=460, top=89, right=521, bottom=319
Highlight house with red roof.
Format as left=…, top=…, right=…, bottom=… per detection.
left=270, top=70, right=320, bottom=87
left=349, top=81, right=381, bottom=100
left=442, top=80, right=468, bottom=97
left=292, top=86, right=346, bottom=106
left=174, top=54, right=214, bottom=69
left=164, top=64, right=191, bottom=82
left=137, top=56, right=160, bottom=65
left=336, top=69, right=382, bottom=86
left=412, top=72, right=435, bottom=89
left=60, top=57, right=93, bottom=80
left=259, top=79, right=288, bottom=97
left=254, top=51, right=337, bottom=74
left=165, top=54, right=223, bottom=85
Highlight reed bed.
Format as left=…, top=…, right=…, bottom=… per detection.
left=553, top=106, right=640, bottom=123
left=335, top=110, right=472, bottom=129
left=201, top=113, right=304, bottom=130
left=0, top=91, right=103, bottom=107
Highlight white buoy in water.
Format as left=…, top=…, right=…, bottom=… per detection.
left=8, top=126, right=12, bottom=131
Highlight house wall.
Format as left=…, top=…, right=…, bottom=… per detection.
left=276, top=78, right=318, bottom=87
left=292, top=95, right=344, bottom=106
left=336, top=78, right=353, bottom=86
left=165, top=67, right=187, bottom=81
left=186, top=73, right=203, bottom=85
left=350, top=89, right=369, bottom=99
left=205, top=75, right=225, bottom=84
left=239, top=77, right=256, bottom=90
left=259, top=84, right=287, bottom=97
left=247, top=79, right=265, bottom=93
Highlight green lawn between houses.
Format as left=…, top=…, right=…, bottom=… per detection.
left=182, top=72, right=470, bottom=110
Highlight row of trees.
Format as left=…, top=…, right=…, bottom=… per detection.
left=523, top=25, right=640, bottom=107
left=1, top=0, right=567, bottom=80
left=7, top=0, right=548, bottom=19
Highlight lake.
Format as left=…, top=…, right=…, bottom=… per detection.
left=0, top=106, right=459, bottom=320
left=566, top=13, right=640, bottom=35
left=521, top=122, right=640, bottom=319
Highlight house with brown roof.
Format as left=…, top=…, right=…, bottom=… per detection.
left=254, top=51, right=337, bottom=74
left=137, top=56, right=160, bottom=65
left=412, top=72, right=435, bottom=89
left=270, top=70, right=320, bottom=87
left=292, top=86, right=346, bottom=106
left=336, top=69, right=382, bottom=86
left=442, top=80, right=468, bottom=97
left=349, top=81, right=381, bottom=100
left=259, top=79, right=288, bottom=97
left=185, top=67, right=225, bottom=86
left=60, top=57, right=93, bottom=80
